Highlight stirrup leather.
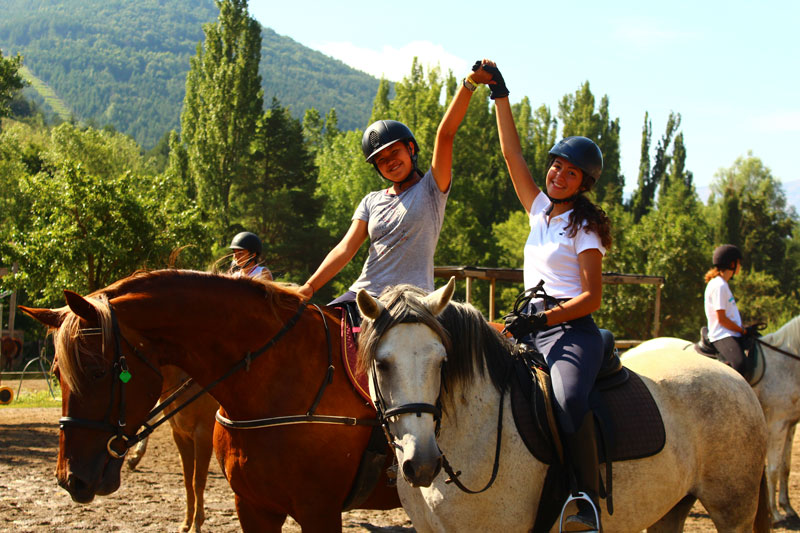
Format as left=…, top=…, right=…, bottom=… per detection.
left=559, top=491, right=600, bottom=533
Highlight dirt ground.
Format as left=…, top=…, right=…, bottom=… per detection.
left=2, top=381, right=800, bottom=532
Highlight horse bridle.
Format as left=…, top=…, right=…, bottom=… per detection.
left=60, top=299, right=312, bottom=459
left=59, top=304, right=163, bottom=459
left=369, top=313, right=507, bottom=495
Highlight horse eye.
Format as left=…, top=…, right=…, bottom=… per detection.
left=376, top=360, right=389, bottom=372
left=92, top=368, right=108, bottom=380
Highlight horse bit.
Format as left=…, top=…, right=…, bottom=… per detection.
left=369, top=311, right=508, bottom=495
left=60, top=299, right=376, bottom=460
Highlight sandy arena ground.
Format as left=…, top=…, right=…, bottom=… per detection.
left=2, top=379, right=800, bottom=532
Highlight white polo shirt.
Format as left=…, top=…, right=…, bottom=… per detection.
left=704, top=275, right=742, bottom=342
left=523, top=192, right=606, bottom=299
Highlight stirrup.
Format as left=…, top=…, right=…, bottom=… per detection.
left=559, top=491, right=600, bottom=533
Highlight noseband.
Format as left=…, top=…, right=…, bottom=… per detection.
left=368, top=312, right=508, bottom=494
left=59, top=299, right=310, bottom=459
left=58, top=304, right=162, bottom=459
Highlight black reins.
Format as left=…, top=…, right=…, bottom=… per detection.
left=370, top=311, right=509, bottom=495
left=60, top=298, right=339, bottom=458
left=756, top=338, right=800, bottom=363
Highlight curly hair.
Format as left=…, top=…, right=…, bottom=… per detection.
left=564, top=192, right=613, bottom=249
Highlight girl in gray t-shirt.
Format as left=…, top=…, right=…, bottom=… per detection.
left=298, top=63, right=493, bottom=302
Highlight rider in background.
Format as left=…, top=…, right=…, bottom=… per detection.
left=229, top=231, right=273, bottom=281
left=480, top=59, right=611, bottom=532
left=297, top=63, right=492, bottom=304
left=704, top=244, right=749, bottom=373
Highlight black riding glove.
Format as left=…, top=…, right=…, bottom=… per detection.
left=502, top=311, right=547, bottom=339
left=477, top=64, right=509, bottom=100
left=744, top=324, right=761, bottom=337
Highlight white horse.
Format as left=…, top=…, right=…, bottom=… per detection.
left=356, top=279, right=770, bottom=533
left=625, top=315, right=800, bottom=525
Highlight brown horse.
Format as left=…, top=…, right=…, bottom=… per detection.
left=0, top=336, right=22, bottom=371
left=20, top=270, right=399, bottom=532
left=126, top=365, right=218, bottom=533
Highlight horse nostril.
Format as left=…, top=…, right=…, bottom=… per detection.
left=432, top=455, right=443, bottom=479
left=402, top=460, right=417, bottom=482
left=68, top=473, right=88, bottom=492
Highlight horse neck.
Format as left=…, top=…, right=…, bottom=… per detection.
left=113, top=282, right=323, bottom=417
left=440, top=359, right=504, bottom=446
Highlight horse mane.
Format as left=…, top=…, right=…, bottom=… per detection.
left=762, top=314, right=800, bottom=352
left=54, top=293, right=113, bottom=396
left=56, top=269, right=304, bottom=395
left=358, top=284, right=515, bottom=403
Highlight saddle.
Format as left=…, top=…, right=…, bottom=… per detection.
left=332, top=302, right=394, bottom=510
left=694, top=326, right=765, bottom=385
left=510, top=329, right=666, bottom=533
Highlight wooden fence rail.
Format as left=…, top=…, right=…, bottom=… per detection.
left=434, top=266, right=665, bottom=348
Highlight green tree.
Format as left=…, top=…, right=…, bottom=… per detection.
left=629, top=112, right=681, bottom=221
left=233, top=98, right=324, bottom=282
left=709, top=153, right=797, bottom=284
left=0, top=50, right=26, bottom=126
left=179, top=0, right=263, bottom=237
left=558, top=82, right=623, bottom=205
left=2, top=123, right=209, bottom=304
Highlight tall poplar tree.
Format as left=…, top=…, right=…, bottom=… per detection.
left=179, top=0, right=263, bottom=237
left=558, top=82, right=623, bottom=205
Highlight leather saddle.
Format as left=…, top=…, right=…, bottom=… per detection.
left=510, top=329, right=666, bottom=531
left=694, top=327, right=765, bottom=385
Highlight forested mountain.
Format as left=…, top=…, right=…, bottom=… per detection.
left=0, top=0, right=379, bottom=148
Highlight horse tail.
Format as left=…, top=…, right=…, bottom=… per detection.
left=753, top=469, right=770, bottom=533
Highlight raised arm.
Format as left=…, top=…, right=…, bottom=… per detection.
left=479, top=62, right=540, bottom=213
left=430, top=64, right=491, bottom=193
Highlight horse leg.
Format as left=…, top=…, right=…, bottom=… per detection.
left=290, top=505, right=343, bottom=533
left=126, top=436, right=149, bottom=470
left=778, top=423, right=798, bottom=519
left=188, top=425, right=214, bottom=533
left=234, top=495, right=286, bottom=533
left=173, top=431, right=197, bottom=533
left=765, top=422, right=790, bottom=523
left=646, top=495, right=697, bottom=533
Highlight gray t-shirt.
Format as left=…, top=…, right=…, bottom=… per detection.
left=349, top=169, right=449, bottom=296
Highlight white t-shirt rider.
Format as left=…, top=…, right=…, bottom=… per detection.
left=705, top=275, right=742, bottom=342
left=523, top=192, right=606, bottom=299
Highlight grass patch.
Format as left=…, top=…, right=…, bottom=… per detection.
left=0, top=388, right=62, bottom=408
left=18, top=65, right=71, bottom=121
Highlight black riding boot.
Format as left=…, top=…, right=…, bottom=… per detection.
left=562, top=412, right=601, bottom=532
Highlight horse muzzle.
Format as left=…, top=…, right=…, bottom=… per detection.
left=58, top=457, right=122, bottom=503
left=395, top=434, right=443, bottom=487
left=401, top=452, right=443, bottom=487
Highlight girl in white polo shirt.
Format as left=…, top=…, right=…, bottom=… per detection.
left=704, top=244, right=747, bottom=372
left=479, top=60, right=612, bottom=532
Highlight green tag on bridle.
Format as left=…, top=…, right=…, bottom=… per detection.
left=119, top=370, right=132, bottom=383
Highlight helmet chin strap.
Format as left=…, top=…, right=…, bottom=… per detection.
left=545, top=192, right=579, bottom=205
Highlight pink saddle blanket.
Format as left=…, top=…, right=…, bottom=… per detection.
left=339, top=309, right=372, bottom=405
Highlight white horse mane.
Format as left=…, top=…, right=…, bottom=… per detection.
left=762, top=315, right=800, bottom=351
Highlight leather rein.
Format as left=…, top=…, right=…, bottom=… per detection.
left=756, top=338, right=800, bottom=363
left=370, top=312, right=508, bottom=495
left=61, top=300, right=376, bottom=460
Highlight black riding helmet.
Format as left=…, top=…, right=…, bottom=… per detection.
left=545, top=136, right=603, bottom=204
left=548, top=136, right=603, bottom=183
left=712, top=244, right=742, bottom=270
left=230, top=231, right=262, bottom=257
left=361, top=120, right=420, bottom=182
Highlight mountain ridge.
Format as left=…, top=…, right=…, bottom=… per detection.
left=0, top=0, right=380, bottom=148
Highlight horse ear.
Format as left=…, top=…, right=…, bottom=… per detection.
left=423, top=276, right=455, bottom=316
left=356, top=289, right=384, bottom=320
left=18, top=305, right=67, bottom=329
left=64, top=290, right=99, bottom=324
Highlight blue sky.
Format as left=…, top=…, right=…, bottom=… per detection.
left=249, top=0, right=800, bottom=197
